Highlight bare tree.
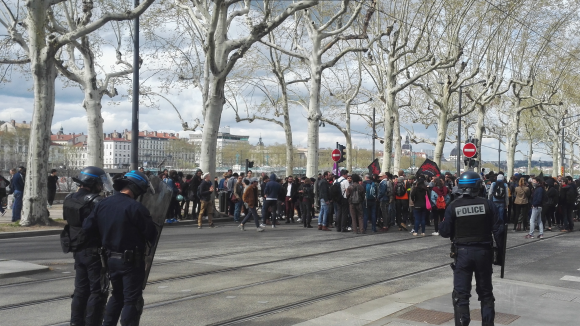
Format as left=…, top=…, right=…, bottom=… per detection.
left=0, top=0, right=156, bottom=225
left=261, top=0, right=375, bottom=176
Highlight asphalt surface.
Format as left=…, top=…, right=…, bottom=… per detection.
left=1, top=219, right=579, bottom=326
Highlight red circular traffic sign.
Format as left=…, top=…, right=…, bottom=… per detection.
left=463, top=143, right=477, bottom=158
left=332, top=149, right=341, bottom=162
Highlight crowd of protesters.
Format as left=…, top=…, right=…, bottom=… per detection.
left=2, top=165, right=577, bottom=238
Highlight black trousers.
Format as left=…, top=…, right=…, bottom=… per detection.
left=71, top=248, right=106, bottom=326
left=453, top=245, right=495, bottom=326
left=47, top=188, right=56, bottom=206
left=395, top=199, right=409, bottom=227
left=336, top=200, right=349, bottom=231
left=102, top=257, right=145, bottom=326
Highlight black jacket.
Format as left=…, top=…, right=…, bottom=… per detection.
left=282, top=182, right=299, bottom=202
left=199, top=180, right=213, bottom=202
left=319, top=179, right=330, bottom=202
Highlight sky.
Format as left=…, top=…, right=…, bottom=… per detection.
left=0, top=2, right=549, bottom=165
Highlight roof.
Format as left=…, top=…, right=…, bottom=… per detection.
left=51, top=134, right=83, bottom=141
left=129, top=131, right=179, bottom=140
left=104, top=137, right=130, bottom=142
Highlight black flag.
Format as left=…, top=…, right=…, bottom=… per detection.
left=415, top=158, right=441, bottom=178
left=368, top=158, right=381, bottom=176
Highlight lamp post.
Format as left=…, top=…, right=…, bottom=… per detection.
left=456, top=80, right=486, bottom=176
left=130, top=0, right=140, bottom=171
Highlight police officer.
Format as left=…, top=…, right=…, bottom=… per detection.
left=64, top=166, right=113, bottom=326
left=83, top=170, right=158, bottom=326
left=439, top=171, right=504, bottom=326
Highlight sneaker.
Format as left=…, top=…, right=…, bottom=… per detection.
left=524, top=234, right=533, bottom=239
left=421, top=233, right=425, bottom=236
left=239, top=224, right=245, bottom=231
left=272, top=225, right=276, bottom=229
left=0, top=211, right=5, bottom=217
left=198, top=226, right=202, bottom=229
left=432, top=232, right=439, bottom=236
left=257, top=227, right=264, bottom=232
left=209, top=223, right=215, bottom=228
left=410, top=229, right=416, bottom=234
left=259, top=223, right=266, bottom=228
left=347, top=227, right=352, bottom=231
left=412, top=232, right=418, bottom=236
left=297, top=218, right=302, bottom=222
left=538, top=234, right=543, bottom=239
left=173, top=218, right=179, bottom=223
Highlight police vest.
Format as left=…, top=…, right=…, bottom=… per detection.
left=453, top=198, right=492, bottom=244
left=61, top=193, right=101, bottom=253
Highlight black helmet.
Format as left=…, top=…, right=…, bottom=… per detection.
left=113, top=170, right=151, bottom=197
left=73, top=166, right=113, bottom=192
left=458, top=171, right=482, bottom=196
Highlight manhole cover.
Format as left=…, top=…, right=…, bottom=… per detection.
left=398, top=308, right=454, bottom=325
left=541, top=292, right=577, bottom=302
left=470, top=309, right=520, bottom=325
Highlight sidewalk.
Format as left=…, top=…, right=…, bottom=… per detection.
left=293, top=277, right=580, bottom=326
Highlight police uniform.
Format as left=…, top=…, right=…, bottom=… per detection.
left=64, top=188, right=105, bottom=326
left=83, top=173, right=157, bottom=326
left=439, top=172, right=504, bottom=326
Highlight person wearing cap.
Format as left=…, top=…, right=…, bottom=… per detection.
left=488, top=172, right=509, bottom=224
left=82, top=170, right=158, bottom=326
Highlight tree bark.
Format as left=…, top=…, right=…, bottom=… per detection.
left=84, top=89, right=105, bottom=167
left=474, top=105, right=485, bottom=170
left=433, top=110, right=449, bottom=167
left=306, top=64, right=322, bottom=177
left=527, top=140, right=532, bottom=174
left=392, top=107, right=402, bottom=173
left=200, top=78, right=225, bottom=177
left=21, top=1, right=56, bottom=226
left=506, top=114, right=520, bottom=177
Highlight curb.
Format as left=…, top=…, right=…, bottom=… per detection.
left=0, top=216, right=236, bottom=238
left=0, top=229, right=61, bottom=240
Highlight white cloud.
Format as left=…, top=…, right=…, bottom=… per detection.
left=0, top=107, right=28, bottom=122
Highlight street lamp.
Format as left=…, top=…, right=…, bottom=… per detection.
left=456, top=80, right=486, bottom=176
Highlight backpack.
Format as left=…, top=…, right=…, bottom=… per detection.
left=350, top=185, right=361, bottom=204
left=380, top=179, right=392, bottom=198
left=60, top=194, right=99, bottom=253
left=492, top=181, right=506, bottom=200
left=365, top=182, right=377, bottom=201
left=436, top=194, right=446, bottom=210
left=395, top=181, right=406, bottom=197
left=330, top=182, right=343, bottom=203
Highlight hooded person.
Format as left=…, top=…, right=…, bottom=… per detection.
left=262, top=173, right=281, bottom=228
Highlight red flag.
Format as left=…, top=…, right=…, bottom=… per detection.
left=368, top=159, right=381, bottom=175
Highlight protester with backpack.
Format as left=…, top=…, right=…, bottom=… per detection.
left=334, top=170, right=351, bottom=232
left=410, top=176, right=430, bottom=236
left=378, top=172, right=394, bottom=231
left=394, top=172, right=409, bottom=231
left=346, top=174, right=365, bottom=234
left=362, top=174, right=379, bottom=233
left=488, top=173, right=509, bottom=223
left=430, top=178, right=450, bottom=236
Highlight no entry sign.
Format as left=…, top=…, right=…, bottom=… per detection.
left=463, top=143, right=477, bottom=158
left=332, top=149, right=341, bottom=162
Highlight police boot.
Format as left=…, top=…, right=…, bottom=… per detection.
left=120, top=297, right=144, bottom=326
left=480, top=297, right=495, bottom=326
left=452, top=292, right=471, bottom=326
left=85, top=292, right=108, bottom=326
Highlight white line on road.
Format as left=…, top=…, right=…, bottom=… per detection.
left=561, top=275, right=580, bottom=282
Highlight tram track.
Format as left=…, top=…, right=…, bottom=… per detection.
left=0, top=232, right=429, bottom=289
left=3, top=234, right=440, bottom=312
left=6, top=231, right=569, bottom=326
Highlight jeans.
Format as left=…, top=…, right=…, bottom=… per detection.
left=379, top=201, right=390, bottom=227
left=102, top=257, right=145, bottom=326
left=234, top=201, right=243, bottom=221
left=12, top=190, right=22, bottom=222
left=413, top=207, right=428, bottom=233
left=241, top=207, right=260, bottom=228
left=529, top=207, right=543, bottom=236
left=363, top=200, right=377, bottom=232
left=318, top=199, right=328, bottom=226
left=493, top=202, right=505, bottom=222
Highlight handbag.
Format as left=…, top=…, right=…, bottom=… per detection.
left=425, top=193, right=432, bottom=210
left=230, top=192, right=239, bottom=203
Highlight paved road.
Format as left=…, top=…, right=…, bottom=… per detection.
left=1, top=220, right=579, bottom=326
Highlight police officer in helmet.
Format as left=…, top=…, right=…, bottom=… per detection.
left=439, top=171, right=505, bottom=326
left=64, top=166, right=113, bottom=326
left=82, top=170, right=158, bottom=326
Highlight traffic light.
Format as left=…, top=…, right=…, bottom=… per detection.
left=248, top=161, right=254, bottom=168
left=337, top=144, right=346, bottom=163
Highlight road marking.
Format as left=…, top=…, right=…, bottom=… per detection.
left=158, top=286, right=168, bottom=289
left=226, top=296, right=236, bottom=299
left=560, top=275, right=580, bottom=282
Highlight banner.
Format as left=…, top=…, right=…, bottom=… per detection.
left=367, top=158, right=381, bottom=176
left=415, top=158, right=441, bottom=178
